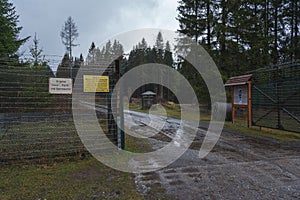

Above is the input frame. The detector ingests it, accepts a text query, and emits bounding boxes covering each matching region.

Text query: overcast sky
[13,0,179,68]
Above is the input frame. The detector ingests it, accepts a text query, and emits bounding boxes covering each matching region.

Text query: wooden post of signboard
[247,81,252,128]
[232,87,235,124]
[232,85,249,126]
[225,74,253,128]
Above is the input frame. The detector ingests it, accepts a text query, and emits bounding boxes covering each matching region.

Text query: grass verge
[134,103,211,122]
[0,112,174,199]
[0,158,144,200]
[125,131,153,153]
[224,122,300,142]
[132,103,299,142]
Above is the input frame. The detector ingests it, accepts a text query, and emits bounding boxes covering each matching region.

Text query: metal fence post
[276,65,283,129]
[115,58,125,150]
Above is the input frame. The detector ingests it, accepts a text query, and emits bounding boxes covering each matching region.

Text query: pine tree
[176,0,299,77]
[56,53,71,78]
[138,38,148,50]
[112,39,124,56]
[154,32,165,99]
[0,0,29,64]
[86,42,96,65]
[164,41,174,100]
[177,0,201,43]
[80,53,84,62]
[164,41,173,67]
[29,33,43,66]
[72,57,82,79]
[123,36,177,100]
[60,16,79,60]
[155,32,164,49]
[89,42,96,53]
[105,40,112,55]
[281,0,300,61]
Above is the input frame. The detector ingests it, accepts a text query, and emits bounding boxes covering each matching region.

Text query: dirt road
[128,113,300,199]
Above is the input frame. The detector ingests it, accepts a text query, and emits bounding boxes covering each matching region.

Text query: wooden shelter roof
[224,74,252,87]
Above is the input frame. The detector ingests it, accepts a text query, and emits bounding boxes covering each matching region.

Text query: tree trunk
[220,0,227,53]
[206,0,211,48]
[295,0,299,59]
[273,1,279,64]
[290,1,295,61]
[195,0,199,43]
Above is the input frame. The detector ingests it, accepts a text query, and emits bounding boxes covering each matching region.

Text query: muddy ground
[130,117,300,200]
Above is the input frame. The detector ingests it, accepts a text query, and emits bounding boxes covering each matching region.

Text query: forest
[0,0,299,108]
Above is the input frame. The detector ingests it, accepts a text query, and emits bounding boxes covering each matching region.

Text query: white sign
[49,78,72,94]
[234,85,248,105]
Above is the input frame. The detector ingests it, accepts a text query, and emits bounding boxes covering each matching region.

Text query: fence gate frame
[250,62,300,133]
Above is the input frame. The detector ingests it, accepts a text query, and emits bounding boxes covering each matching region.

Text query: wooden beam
[232,87,235,124]
[247,81,252,128]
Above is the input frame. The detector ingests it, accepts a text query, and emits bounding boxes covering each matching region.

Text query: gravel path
[127,112,300,199]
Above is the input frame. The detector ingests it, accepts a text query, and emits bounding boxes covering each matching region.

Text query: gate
[0,58,123,165]
[251,61,300,133]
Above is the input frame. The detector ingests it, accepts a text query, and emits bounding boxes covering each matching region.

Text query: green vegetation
[125,129,152,153]
[177,0,300,77]
[0,158,144,199]
[0,119,83,164]
[225,122,300,142]
[133,102,300,142]
[0,0,29,64]
[0,0,299,198]
[122,32,175,101]
[134,103,211,122]
[0,118,170,199]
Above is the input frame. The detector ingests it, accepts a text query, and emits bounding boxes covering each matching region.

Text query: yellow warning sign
[83,75,109,93]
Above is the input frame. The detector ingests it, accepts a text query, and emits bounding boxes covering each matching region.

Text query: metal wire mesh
[233,107,248,127]
[251,61,300,133]
[0,61,120,165]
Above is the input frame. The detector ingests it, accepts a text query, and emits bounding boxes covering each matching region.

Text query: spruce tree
[29,33,43,66]
[56,53,71,78]
[86,42,96,65]
[0,0,29,64]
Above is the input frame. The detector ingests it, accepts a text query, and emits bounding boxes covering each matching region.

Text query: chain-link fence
[0,60,121,165]
[251,61,300,133]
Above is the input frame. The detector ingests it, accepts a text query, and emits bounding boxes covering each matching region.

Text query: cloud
[13,0,179,68]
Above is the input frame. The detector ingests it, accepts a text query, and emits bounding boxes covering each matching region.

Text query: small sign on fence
[49,78,72,94]
[83,75,109,93]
